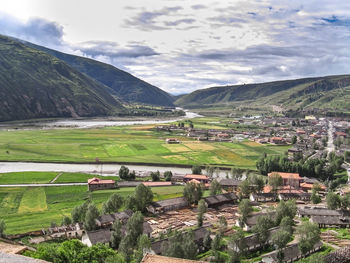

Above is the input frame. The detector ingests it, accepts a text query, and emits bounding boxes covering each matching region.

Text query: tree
[197,199,207,227]
[0,219,5,237]
[219,216,227,235]
[272,229,290,263]
[206,166,215,178]
[151,171,160,181]
[191,165,202,175]
[210,179,222,196]
[297,221,320,256]
[119,165,129,180]
[164,230,198,260]
[61,216,72,226]
[279,216,293,235]
[164,171,173,181]
[292,135,297,144]
[134,234,151,263]
[231,168,243,180]
[228,228,246,256]
[253,215,275,246]
[268,173,283,196]
[345,151,350,162]
[341,193,350,210]
[275,200,296,225]
[105,254,126,263]
[326,192,341,210]
[238,199,252,227]
[84,203,100,231]
[238,180,251,198]
[72,201,89,223]
[211,233,224,263]
[102,193,124,214]
[203,231,212,251]
[311,184,322,204]
[248,174,265,193]
[133,184,154,212]
[183,182,203,205]
[110,220,122,249]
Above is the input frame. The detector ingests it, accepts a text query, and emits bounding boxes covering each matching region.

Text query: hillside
[175,75,350,112]
[21,40,174,107]
[0,35,125,122]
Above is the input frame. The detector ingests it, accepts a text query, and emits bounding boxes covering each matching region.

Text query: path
[327,120,335,156]
[0,183,87,187]
[49,172,62,183]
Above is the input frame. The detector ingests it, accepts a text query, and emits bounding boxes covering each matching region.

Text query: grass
[0,172,58,184]
[0,123,289,169]
[0,185,184,234]
[294,245,333,263]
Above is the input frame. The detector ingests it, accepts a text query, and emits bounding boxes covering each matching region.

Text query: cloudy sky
[1,0,350,94]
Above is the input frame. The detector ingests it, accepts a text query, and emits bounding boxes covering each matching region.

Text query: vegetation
[125,184,153,212]
[197,199,207,227]
[238,199,252,227]
[23,39,175,107]
[0,124,289,169]
[183,182,203,205]
[102,193,124,214]
[192,165,202,174]
[0,35,125,122]
[297,221,321,256]
[163,230,198,260]
[210,179,222,196]
[0,219,5,237]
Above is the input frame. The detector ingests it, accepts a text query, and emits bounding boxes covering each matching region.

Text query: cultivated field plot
[0,185,184,234]
[0,124,289,169]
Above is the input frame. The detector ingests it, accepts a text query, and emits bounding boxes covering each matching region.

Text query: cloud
[191,4,207,10]
[164,18,195,26]
[0,12,63,48]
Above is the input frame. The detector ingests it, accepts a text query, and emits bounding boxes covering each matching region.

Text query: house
[141,253,205,263]
[268,172,302,189]
[335,132,348,138]
[87,177,116,191]
[230,227,280,252]
[278,192,311,201]
[270,137,286,145]
[82,221,153,247]
[151,227,209,255]
[147,197,189,214]
[95,210,133,228]
[166,138,180,144]
[218,178,241,192]
[236,212,276,231]
[204,193,238,208]
[310,216,350,228]
[288,148,302,159]
[183,174,210,184]
[300,177,326,192]
[262,241,323,263]
[250,193,276,202]
[297,207,346,218]
[82,228,111,247]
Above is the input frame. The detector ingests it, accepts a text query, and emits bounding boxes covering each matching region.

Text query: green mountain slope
[0,35,125,122]
[175,75,350,112]
[21,40,174,106]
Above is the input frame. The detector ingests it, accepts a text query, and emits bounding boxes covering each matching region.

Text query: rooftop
[184,174,209,180]
[268,172,301,180]
[87,177,115,185]
[141,253,204,263]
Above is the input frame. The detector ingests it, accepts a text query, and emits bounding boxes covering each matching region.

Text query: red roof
[271,137,283,141]
[88,177,115,185]
[335,132,347,137]
[263,185,304,194]
[268,172,301,180]
[184,174,209,180]
[300,182,326,190]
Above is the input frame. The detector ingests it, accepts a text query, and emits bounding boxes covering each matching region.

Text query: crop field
[0,120,290,169]
[0,184,184,234]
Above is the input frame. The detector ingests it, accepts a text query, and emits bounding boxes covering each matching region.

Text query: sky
[1,0,350,95]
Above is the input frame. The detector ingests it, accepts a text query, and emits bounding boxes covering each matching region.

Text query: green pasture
[0,123,289,169]
[0,185,184,234]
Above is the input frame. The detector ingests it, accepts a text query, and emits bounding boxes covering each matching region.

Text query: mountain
[0,35,125,122]
[175,75,350,112]
[20,40,174,107]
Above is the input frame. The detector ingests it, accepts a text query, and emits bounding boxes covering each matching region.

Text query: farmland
[0,183,185,234]
[0,118,289,169]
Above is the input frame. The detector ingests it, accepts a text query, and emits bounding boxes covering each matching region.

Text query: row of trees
[120,165,173,182]
[326,191,350,210]
[256,153,344,181]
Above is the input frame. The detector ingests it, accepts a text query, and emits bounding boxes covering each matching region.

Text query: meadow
[0,184,185,234]
[0,118,289,169]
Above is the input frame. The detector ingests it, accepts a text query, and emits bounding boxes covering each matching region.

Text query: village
[0,115,350,263]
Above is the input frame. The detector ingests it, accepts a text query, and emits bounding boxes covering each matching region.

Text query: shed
[147,197,189,214]
[204,193,238,208]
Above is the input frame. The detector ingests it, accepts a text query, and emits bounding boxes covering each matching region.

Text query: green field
[0,121,289,169]
[0,185,184,234]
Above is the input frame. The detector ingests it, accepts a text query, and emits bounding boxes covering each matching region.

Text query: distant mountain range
[0,35,126,122]
[21,40,175,107]
[175,75,350,112]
